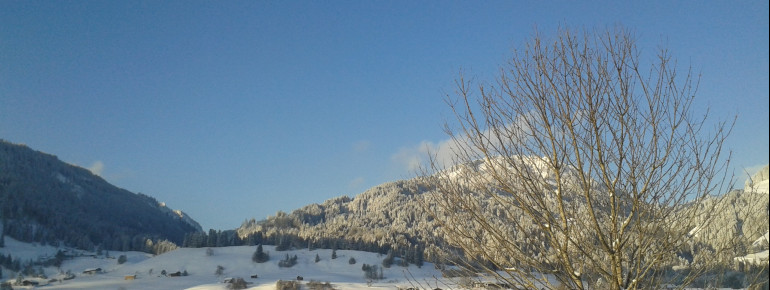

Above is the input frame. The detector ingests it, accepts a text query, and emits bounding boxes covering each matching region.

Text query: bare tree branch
[425,26,743,290]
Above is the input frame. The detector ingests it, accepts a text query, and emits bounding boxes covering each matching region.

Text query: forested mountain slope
[237,160,769,267]
[687,166,769,265]
[236,179,440,262]
[0,140,202,253]
[235,157,610,263]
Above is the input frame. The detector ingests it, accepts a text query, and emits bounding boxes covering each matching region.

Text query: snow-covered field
[1,237,453,289]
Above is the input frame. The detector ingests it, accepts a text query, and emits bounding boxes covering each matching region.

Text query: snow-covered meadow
[1,238,455,289]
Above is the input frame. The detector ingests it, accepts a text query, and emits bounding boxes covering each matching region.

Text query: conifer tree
[252,244,269,263]
[382,250,394,268]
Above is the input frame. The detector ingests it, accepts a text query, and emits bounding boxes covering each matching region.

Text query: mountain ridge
[0,139,202,253]
[236,159,769,266]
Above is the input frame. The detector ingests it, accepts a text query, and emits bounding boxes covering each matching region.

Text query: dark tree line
[183,229,245,248]
[0,249,68,278]
[181,228,427,266]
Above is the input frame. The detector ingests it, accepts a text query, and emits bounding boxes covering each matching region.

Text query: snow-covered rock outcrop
[733,165,769,267]
[744,165,769,194]
[158,202,204,232]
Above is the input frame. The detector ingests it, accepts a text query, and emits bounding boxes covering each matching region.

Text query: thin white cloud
[391,145,424,172]
[391,138,461,173]
[88,160,104,176]
[352,140,371,153]
[348,177,366,190]
[391,116,533,174]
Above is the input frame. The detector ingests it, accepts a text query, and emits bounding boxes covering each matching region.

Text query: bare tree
[425,27,735,289]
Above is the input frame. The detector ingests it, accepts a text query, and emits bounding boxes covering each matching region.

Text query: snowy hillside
[1,236,453,290]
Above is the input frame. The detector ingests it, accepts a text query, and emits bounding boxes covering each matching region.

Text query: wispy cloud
[352,140,371,153]
[88,160,104,176]
[348,177,366,190]
[391,138,460,173]
[391,116,532,174]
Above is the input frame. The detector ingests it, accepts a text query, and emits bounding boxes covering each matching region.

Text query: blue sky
[1,1,768,231]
